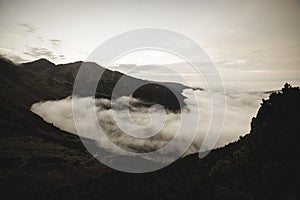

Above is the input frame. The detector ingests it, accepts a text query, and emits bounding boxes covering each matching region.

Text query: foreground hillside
[55,83,299,200]
[0,57,299,199]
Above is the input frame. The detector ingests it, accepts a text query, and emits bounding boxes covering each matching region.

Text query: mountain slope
[57,84,299,200]
[0,57,188,198]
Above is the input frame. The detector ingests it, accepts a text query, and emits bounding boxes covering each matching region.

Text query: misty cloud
[0,48,28,63]
[49,39,62,46]
[24,46,65,60]
[31,89,268,163]
[18,23,37,33]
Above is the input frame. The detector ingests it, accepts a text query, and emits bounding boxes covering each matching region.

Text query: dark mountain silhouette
[11,57,187,110]
[54,83,300,200]
[0,57,299,199]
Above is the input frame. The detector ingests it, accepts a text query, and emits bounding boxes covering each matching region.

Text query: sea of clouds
[30,88,269,163]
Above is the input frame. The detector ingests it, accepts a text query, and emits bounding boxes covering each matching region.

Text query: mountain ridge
[19,58,189,110]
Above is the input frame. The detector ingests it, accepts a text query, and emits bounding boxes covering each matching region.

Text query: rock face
[0,57,299,199]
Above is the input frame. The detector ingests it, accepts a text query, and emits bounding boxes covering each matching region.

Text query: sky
[2,0,299,158]
[0,0,300,90]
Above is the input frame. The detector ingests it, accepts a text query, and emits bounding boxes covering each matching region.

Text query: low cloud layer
[31,89,268,163]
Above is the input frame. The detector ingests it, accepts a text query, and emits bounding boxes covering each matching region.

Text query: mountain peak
[21,58,56,72]
[28,58,55,66]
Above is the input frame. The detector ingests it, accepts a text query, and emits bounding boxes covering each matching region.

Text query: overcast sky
[0,0,299,89]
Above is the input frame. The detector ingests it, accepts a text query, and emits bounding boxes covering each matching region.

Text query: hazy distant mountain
[0,57,299,199]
